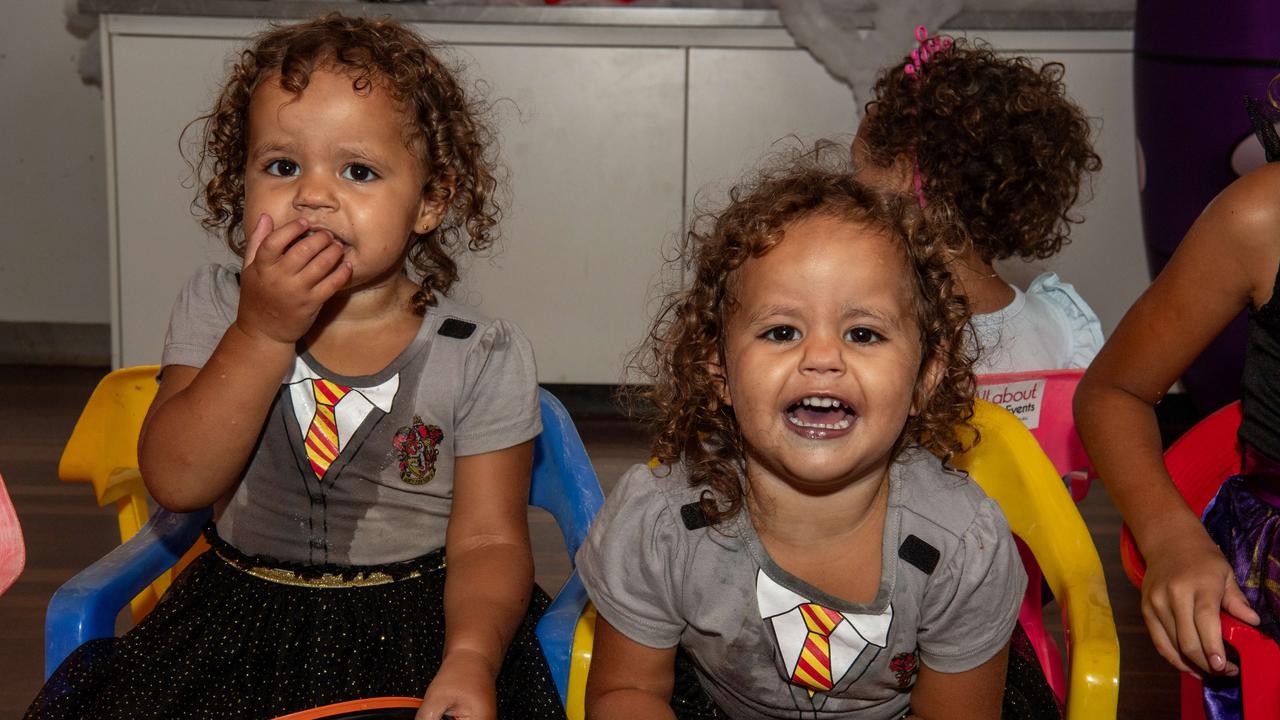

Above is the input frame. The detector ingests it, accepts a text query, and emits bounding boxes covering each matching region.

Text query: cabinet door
[452,45,686,384]
[111,34,242,366]
[686,48,858,213]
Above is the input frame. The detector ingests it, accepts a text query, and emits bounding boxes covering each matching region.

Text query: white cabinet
[102,16,1140,379]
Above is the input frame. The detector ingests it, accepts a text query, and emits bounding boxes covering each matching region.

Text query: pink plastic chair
[0,471,26,595]
[976,369,1093,502]
[1119,401,1280,718]
[975,368,1093,704]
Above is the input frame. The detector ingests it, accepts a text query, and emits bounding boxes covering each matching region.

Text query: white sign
[976,379,1047,430]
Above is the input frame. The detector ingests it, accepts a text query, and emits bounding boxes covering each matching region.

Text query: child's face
[243,67,439,292]
[717,214,931,494]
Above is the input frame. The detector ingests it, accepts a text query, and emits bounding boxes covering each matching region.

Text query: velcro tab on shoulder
[898,534,940,575]
[437,318,476,339]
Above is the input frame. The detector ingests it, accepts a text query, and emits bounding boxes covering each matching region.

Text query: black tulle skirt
[26,528,566,720]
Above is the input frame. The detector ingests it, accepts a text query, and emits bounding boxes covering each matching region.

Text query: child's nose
[800,332,845,374]
[292,174,338,211]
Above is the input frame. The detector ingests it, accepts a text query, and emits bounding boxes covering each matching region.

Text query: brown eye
[762,326,798,342]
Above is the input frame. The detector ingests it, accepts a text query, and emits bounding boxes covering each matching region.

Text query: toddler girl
[577,153,1027,719]
[854,29,1104,374]
[28,15,564,720]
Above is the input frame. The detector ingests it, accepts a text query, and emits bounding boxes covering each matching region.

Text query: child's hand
[235,213,352,345]
[416,649,497,720]
[1141,528,1260,677]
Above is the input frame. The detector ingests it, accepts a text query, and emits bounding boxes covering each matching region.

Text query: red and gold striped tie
[305,379,351,479]
[790,603,843,696]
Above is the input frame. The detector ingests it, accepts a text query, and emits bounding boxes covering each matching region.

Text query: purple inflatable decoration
[1135,0,1280,413]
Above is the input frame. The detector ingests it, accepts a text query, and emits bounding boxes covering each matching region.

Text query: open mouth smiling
[784,395,856,439]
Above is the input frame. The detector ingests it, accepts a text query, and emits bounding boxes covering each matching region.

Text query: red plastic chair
[1119,400,1280,718]
[0,471,25,595]
[976,368,1094,704]
[977,369,1093,502]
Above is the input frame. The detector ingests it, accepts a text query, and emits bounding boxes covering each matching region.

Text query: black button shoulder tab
[437,318,476,339]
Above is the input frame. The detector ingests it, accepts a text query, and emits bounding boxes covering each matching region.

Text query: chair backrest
[951,399,1119,720]
[976,369,1090,482]
[530,389,605,563]
[59,365,159,537]
[0,471,25,595]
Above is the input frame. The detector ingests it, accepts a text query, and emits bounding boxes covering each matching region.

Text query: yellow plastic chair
[59,365,206,619]
[951,399,1120,720]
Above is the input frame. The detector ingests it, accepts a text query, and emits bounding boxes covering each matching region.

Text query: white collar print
[286,358,399,411]
[756,568,893,697]
[286,357,401,452]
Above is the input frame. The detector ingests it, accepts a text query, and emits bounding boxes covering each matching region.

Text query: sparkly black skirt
[26,528,566,720]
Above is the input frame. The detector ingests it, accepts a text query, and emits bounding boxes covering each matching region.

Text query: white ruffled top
[970,272,1103,375]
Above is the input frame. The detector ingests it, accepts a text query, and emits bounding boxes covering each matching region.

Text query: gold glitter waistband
[215,550,436,588]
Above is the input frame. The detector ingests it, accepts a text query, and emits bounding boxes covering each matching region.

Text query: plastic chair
[976,369,1093,502]
[951,399,1120,719]
[975,369,1095,705]
[57,365,208,620]
[1119,400,1280,719]
[44,381,604,720]
[0,471,26,594]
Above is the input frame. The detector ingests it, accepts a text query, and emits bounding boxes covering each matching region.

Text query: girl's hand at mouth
[235,212,352,346]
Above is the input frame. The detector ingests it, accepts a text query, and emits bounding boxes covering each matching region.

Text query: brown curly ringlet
[630,144,976,525]
[860,37,1101,262]
[190,13,500,313]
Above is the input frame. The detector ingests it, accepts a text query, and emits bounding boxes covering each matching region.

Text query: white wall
[0,2,108,324]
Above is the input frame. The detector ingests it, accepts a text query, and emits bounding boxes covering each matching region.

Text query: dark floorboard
[0,365,1180,718]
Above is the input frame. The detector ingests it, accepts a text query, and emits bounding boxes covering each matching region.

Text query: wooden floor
[0,365,1180,718]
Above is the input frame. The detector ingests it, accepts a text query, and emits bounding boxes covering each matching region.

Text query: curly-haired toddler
[27,15,565,720]
[577,149,1027,719]
[855,29,1104,374]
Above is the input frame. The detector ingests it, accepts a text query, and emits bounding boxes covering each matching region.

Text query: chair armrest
[535,570,590,703]
[44,508,209,678]
[1057,570,1121,720]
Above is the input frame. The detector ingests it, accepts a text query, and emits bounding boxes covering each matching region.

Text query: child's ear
[910,353,946,417]
[414,177,455,235]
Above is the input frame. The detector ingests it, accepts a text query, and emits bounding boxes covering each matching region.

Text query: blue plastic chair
[44,386,605,708]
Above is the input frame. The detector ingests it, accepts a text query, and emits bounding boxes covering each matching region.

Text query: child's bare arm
[905,643,1009,719]
[1075,165,1280,675]
[583,617,677,720]
[418,441,536,720]
[138,214,350,511]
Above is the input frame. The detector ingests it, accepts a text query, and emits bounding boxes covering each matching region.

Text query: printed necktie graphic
[791,603,844,695]
[756,568,893,703]
[305,379,352,478]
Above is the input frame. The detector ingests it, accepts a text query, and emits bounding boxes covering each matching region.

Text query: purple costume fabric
[1201,444,1280,718]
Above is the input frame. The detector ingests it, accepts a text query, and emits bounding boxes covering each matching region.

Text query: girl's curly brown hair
[631,145,976,525]
[859,38,1101,262]
[190,14,500,313]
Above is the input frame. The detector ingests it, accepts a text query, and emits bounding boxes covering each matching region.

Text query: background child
[28,15,564,720]
[578,153,1027,719]
[1075,158,1280,712]
[854,30,1105,375]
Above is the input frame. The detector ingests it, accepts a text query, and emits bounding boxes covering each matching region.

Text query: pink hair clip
[902,25,953,78]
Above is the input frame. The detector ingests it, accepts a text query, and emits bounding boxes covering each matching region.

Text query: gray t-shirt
[162,263,541,565]
[576,450,1025,719]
